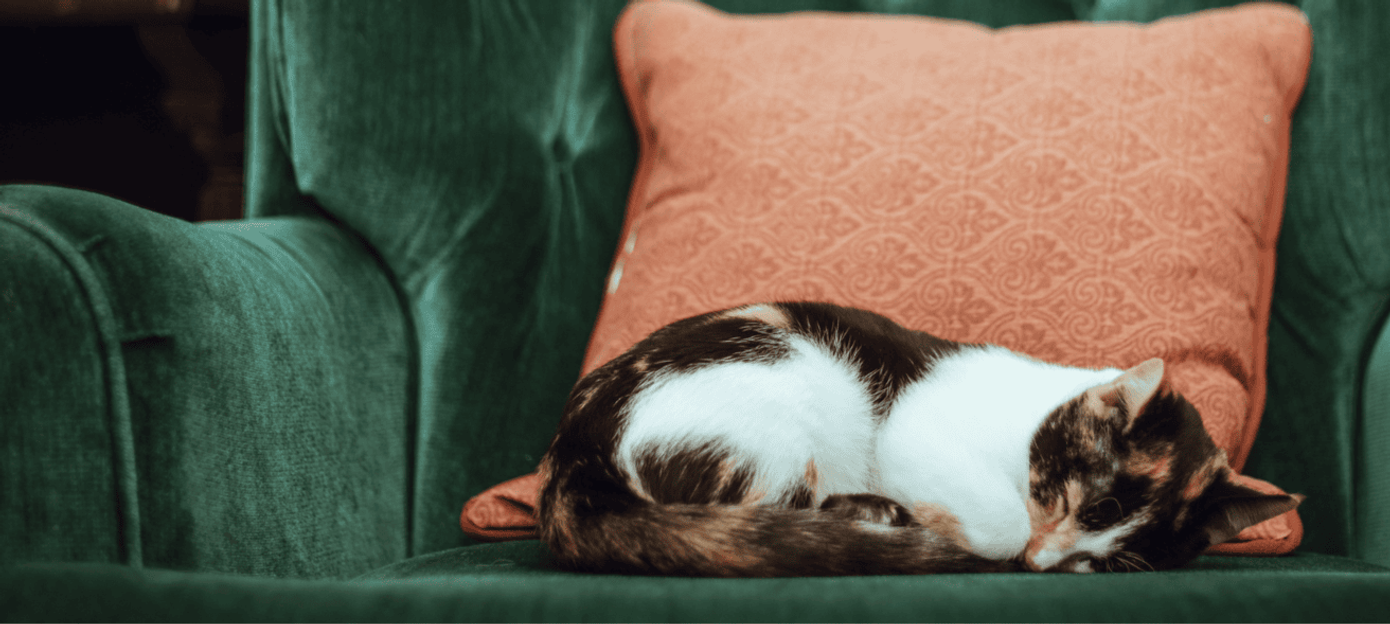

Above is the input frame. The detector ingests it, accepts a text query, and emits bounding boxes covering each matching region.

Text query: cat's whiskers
[1113,550,1153,572]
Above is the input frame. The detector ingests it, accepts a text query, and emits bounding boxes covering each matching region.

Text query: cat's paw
[819,494,916,527]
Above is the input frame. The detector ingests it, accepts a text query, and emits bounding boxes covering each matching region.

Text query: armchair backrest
[245,0,1390,562]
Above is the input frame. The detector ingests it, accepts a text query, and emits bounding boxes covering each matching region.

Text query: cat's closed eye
[1081,497,1124,527]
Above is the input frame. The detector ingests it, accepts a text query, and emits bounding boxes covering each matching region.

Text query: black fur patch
[780,302,964,418]
[633,443,753,506]
[632,313,791,373]
[820,493,916,527]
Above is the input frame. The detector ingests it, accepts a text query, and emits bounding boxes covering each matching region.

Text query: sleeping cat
[537,301,1301,576]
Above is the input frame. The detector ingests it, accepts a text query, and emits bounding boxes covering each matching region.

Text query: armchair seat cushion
[3,543,1388,621]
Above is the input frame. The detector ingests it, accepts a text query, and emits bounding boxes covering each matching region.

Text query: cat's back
[608,302,948,506]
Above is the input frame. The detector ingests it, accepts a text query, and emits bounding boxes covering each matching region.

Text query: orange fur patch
[1027,493,1066,532]
[718,303,791,329]
[1065,480,1085,512]
[1082,390,1118,421]
[1024,480,1085,570]
[912,502,969,549]
[1183,451,1231,501]
[1126,451,1173,483]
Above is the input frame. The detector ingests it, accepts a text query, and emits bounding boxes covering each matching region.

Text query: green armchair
[3,0,1389,620]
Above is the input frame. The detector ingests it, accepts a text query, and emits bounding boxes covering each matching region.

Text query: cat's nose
[1022,546,1050,572]
[1022,538,1059,571]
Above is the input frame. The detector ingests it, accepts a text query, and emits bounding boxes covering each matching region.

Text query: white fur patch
[616,335,877,503]
[1031,513,1146,571]
[875,347,1122,560]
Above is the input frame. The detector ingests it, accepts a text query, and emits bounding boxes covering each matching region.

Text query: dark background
[0,0,249,222]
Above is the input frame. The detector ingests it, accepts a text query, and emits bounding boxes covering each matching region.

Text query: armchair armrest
[0,184,411,579]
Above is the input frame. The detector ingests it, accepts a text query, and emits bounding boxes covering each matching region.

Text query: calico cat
[538,301,1301,576]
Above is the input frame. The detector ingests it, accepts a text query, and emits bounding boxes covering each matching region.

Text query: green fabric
[6,0,1390,619]
[246,0,637,557]
[0,185,410,578]
[1076,0,1265,21]
[1359,313,1390,567]
[1,190,137,567]
[1242,0,1390,561]
[3,545,1388,622]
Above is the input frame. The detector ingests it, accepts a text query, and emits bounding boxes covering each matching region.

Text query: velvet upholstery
[0,185,410,578]
[1240,0,1390,563]
[3,543,1389,622]
[3,0,1390,619]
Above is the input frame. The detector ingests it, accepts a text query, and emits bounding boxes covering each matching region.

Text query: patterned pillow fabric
[464,0,1312,554]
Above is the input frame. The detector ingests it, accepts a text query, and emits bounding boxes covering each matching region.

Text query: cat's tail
[538,473,1018,577]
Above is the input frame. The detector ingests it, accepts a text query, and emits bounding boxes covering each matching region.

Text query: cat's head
[1022,358,1301,573]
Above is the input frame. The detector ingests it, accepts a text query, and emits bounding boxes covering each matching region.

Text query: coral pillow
[464,0,1312,555]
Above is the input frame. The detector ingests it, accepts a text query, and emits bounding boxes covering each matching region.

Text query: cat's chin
[1023,550,1085,573]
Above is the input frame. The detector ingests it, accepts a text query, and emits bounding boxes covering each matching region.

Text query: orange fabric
[462,0,1313,556]
[459,472,541,542]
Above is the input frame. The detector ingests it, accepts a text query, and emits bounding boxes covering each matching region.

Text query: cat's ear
[1093,358,1166,418]
[1200,479,1304,546]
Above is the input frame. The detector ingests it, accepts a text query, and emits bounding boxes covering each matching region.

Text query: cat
[537,301,1301,576]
